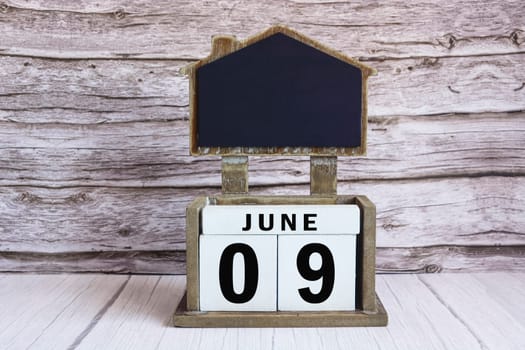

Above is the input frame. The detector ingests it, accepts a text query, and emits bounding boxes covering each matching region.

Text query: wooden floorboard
[0,274,128,349]
[76,275,185,350]
[420,273,525,350]
[0,273,524,349]
[471,273,525,321]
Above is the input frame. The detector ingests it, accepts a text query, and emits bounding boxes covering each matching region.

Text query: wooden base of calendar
[173,292,388,328]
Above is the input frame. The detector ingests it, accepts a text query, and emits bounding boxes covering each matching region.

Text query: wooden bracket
[310,156,337,195]
[222,156,249,194]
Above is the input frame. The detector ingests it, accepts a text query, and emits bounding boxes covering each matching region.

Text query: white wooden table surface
[0,273,523,350]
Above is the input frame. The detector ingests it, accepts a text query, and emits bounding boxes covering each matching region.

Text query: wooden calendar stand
[172,156,388,327]
[172,26,387,327]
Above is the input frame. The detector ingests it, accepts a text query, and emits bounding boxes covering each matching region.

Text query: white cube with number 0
[278,235,358,311]
[199,235,277,311]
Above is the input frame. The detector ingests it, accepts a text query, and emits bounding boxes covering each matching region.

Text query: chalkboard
[196,33,363,149]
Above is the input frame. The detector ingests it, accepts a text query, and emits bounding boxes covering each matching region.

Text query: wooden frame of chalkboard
[184,25,376,156]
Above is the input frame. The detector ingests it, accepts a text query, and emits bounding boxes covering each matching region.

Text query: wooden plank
[471,273,525,322]
[420,273,525,349]
[0,1,523,60]
[0,113,523,187]
[0,250,185,274]
[74,275,276,349]
[0,57,188,124]
[256,177,525,248]
[369,56,525,116]
[0,274,127,349]
[336,275,483,349]
[2,246,523,275]
[0,186,195,252]
[1,56,524,123]
[0,176,522,250]
[75,275,185,350]
[1,274,523,349]
[160,327,275,350]
[0,176,522,273]
[376,246,525,273]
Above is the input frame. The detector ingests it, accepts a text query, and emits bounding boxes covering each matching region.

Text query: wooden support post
[355,195,377,312]
[222,156,249,194]
[185,197,208,311]
[310,156,337,195]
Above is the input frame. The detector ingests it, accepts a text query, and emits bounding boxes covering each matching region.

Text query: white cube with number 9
[199,235,277,311]
[278,235,357,311]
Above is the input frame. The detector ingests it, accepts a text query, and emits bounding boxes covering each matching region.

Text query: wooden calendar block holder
[173,157,388,327]
[173,27,387,327]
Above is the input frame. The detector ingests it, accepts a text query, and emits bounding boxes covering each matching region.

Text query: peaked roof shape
[186,25,376,156]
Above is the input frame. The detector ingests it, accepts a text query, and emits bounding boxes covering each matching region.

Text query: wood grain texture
[468,273,525,325]
[0,57,189,124]
[75,275,185,350]
[0,250,186,274]
[1,55,523,122]
[0,113,522,187]
[2,246,522,275]
[0,178,522,252]
[377,246,525,273]
[420,273,525,349]
[0,0,523,60]
[370,55,525,116]
[0,176,522,273]
[0,186,195,252]
[0,274,128,349]
[364,275,483,349]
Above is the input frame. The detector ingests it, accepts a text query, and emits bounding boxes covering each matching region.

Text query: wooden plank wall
[0,0,523,274]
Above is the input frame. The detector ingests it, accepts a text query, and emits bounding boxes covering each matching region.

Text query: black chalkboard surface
[196,33,362,148]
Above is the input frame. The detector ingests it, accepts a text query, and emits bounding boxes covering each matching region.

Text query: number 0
[296,243,335,303]
[219,243,259,303]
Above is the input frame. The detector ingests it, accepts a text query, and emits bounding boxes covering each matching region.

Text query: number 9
[296,243,335,303]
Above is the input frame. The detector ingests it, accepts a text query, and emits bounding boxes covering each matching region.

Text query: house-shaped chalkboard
[185,25,376,156]
[173,26,387,328]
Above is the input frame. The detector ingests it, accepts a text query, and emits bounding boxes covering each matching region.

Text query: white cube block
[202,205,360,235]
[199,235,277,311]
[278,235,357,311]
